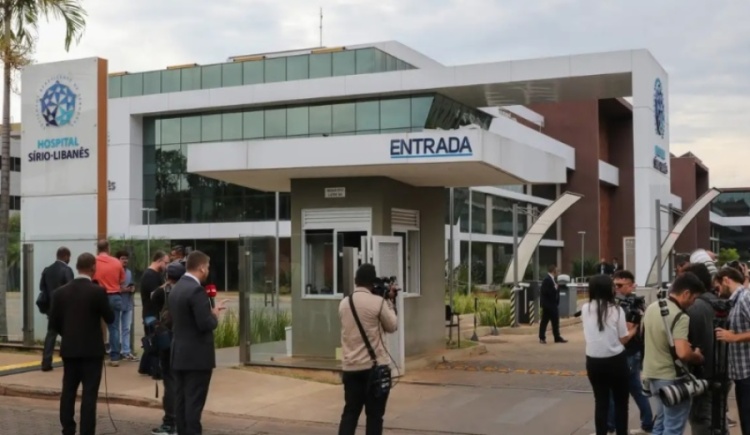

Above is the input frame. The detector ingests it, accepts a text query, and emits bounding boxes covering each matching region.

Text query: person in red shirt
[93,240,126,367]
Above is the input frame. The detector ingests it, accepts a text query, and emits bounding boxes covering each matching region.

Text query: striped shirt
[728,287,750,381]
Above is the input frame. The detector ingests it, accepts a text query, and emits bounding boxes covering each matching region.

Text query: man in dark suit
[49,252,115,435]
[170,250,227,435]
[596,257,615,276]
[538,264,567,344]
[38,246,74,371]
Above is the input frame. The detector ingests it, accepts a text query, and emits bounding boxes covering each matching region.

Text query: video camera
[372,276,399,300]
[616,293,646,324]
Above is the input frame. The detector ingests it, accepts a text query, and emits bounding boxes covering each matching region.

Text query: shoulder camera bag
[348,293,392,398]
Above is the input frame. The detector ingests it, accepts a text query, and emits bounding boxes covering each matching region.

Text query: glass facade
[110,48,415,99]
[144,95,438,224]
[712,191,750,217]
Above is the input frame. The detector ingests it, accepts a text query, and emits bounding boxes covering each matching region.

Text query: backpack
[153,283,174,351]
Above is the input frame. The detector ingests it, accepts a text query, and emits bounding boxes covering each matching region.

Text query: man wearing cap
[149,262,185,435]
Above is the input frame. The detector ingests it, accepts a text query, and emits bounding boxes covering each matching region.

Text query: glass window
[161,69,181,93]
[143,173,156,200]
[411,96,434,128]
[286,55,309,81]
[222,112,243,140]
[396,60,407,71]
[121,73,143,97]
[243,111,264,139]
[309,53,332,78]
[380,98,410,130]
[356,101,379,132]
[386,54,396,71]
[157,144,184,175]
[374,49,387,72]
[264,108,286,138]
[332,50,355,76]
[161,118,181,145]
[181,116,201,143]
[264,58,286,83]
[332,103,355,133]
[108,76,121,98]
[181,67,201,91]
[222,63,242,87]
[243,61,264,85]
[143,119,159,146]
[143,71,161,95]
[355,48,377,74]
[201,65,222,89]
[309,104,332,135]
[143,146,156,175]
[201,114,222,142]
[286,107,309,137]
[304,230,334,295]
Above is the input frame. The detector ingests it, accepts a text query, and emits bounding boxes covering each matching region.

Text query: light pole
[142,208,157,259]
[578,231,586,281]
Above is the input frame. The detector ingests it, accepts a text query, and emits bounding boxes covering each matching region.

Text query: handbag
[348,293,392,398]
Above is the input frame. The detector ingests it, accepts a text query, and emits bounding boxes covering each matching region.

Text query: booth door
[370,236,405,376]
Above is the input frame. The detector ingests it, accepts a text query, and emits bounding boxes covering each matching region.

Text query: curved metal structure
[503,192,583,284]
[645,188,722,286]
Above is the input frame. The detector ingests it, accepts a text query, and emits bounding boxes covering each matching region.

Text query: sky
[14,0,750,187]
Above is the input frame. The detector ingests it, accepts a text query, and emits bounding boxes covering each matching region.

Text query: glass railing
[109,47,416,99]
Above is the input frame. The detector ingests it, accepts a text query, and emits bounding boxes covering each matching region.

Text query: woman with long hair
[582,274,637,435]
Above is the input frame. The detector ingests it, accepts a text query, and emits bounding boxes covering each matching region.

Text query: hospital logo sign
[37,75,80,128]
[654,78,665,139]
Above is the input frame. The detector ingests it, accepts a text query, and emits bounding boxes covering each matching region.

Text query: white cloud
[8,0,750,186]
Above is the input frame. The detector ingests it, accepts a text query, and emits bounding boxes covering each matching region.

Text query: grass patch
[213,308,293,349]
[448,293,511,328]
[446,339,479,350]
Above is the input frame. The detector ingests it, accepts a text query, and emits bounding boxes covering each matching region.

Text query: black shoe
[539,339,546,344]
[151,424,176,435]
[554,338,568,343]
[41,365,53,372]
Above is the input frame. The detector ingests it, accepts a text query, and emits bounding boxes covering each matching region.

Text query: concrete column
[486,243,493,285]
[485,194,493,235]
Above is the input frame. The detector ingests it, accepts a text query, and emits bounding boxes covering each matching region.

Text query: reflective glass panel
[143,71,161,95]
[222,63,242,87]
[161,69,181,93]
[286,107,309,137]
[332,103,355,133]
[121,74,143,97]
[380,98,410,130]
[332,50,355,76]
[201,114,222,142]
[264,108,286,138]
[286,55,309,81]
[161,118,181,145]
[355,48,377,74]
[108,76,121,98]
[243,111,264,139]
[243,61,264,85]
[356,101,379,131]
[309,105,332,135]
[143,119,159,146]
[264,58,286,83]
[310,53,332,78]
[181,67,201,91]
[222,112,243,140]
[181,116,201,143]
[411,96,434,128]
[201,65,222,89]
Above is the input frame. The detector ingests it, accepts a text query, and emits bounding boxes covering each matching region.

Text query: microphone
[206,284,217,308]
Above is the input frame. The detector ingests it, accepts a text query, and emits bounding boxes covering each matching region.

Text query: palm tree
[0,0,85,341]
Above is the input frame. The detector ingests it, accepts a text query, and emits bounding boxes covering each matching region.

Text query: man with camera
[605,270,653,434]
[642,272,706,435]
[338,264,398,435]
[714,266,750,435]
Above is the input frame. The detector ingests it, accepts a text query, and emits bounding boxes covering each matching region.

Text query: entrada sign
[390,136,473,159]
[653,145,668,175]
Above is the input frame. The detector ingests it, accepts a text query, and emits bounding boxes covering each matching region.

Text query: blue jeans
[120,292,134,355]
[107,294,123,361]
[648,378,692,435]
[608,353,653,431]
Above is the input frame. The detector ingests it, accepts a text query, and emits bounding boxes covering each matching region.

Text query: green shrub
[478,302,510,328]
[213,308,293,348]
[447,293,511,328]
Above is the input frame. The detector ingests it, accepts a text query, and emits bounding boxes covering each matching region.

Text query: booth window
[392,208,421,295]
[304,229,368,296]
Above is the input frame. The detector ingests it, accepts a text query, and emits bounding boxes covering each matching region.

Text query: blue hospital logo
[38,77,79,127]
[654,78,665,139]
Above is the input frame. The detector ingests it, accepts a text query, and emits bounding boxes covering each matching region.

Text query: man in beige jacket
[338,263,398,435]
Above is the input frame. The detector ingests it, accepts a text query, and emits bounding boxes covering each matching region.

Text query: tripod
[710,313,730,435]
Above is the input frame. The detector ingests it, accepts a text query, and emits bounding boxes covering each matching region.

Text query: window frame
[392,225,421,297]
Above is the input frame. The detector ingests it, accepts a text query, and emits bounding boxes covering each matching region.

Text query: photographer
[714,266,750,435]
[681,263,720,435]
[338,264,398,435]
[643,272,705,435]
[605,270,653,435]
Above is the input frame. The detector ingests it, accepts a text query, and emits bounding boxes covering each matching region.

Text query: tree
[0,0,86,340]
[717,248,740,266]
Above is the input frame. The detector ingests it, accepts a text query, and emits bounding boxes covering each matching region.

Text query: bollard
[510,287,518,328]
[528,300,536,325]
[491,297,499,336]
[471,297,479,341]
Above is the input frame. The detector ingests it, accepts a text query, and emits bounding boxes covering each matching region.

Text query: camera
[616,294,646,324]
[372,276,399,300]
[658,377,710,407]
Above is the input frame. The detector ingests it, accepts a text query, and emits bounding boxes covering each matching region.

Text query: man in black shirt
[138,251,168,377]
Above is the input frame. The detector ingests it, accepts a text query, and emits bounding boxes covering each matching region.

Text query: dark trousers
[338,369,389,435]
[42,317,57,368]
[174,369,212,435]
[160,350,176,428]
[60,357,104,435]
[586,352,629,435]
[539,305,561,341]
[735,377,750,435]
